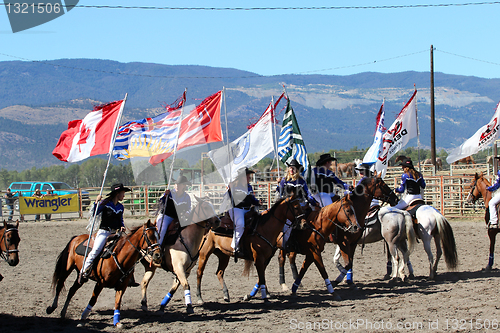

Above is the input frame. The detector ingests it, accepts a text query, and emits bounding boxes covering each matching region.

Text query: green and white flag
[277,99,310,179]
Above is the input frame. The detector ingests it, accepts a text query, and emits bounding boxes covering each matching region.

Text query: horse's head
[1,219,20,266]
[337,196,360,233]
[192,196,220,230]
[467,172,486,204]
[373,173,399,206]
[141,219,162,266]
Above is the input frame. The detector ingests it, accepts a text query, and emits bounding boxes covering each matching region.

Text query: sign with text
[19,193,79,214]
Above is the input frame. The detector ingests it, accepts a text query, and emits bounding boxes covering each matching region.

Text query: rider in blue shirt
[487,160,500,228]
[394,158,426,210]
[311,153,350,207]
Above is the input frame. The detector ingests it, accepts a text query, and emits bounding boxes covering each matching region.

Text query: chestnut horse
[279,176,398,294]
[46,220,162,328]
[453,156,475,165]
[0,220,20,282]
[139,199,220,314]
[467,172,500,271]
[195,195,304,304]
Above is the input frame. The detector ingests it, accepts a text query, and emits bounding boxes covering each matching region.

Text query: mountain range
[1,58,500,171]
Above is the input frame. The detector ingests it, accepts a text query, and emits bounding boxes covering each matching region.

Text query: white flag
[446,101,500,164]
[208,102,275,185]
[375,90,418,178]
[363,102,386,164]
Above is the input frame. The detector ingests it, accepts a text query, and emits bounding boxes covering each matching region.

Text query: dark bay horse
[195,196,304,304]
[281,176,398,295]
[139,199,220,314]
[46,220,162,328]
[467,172,500,271]
[0,220,20,282]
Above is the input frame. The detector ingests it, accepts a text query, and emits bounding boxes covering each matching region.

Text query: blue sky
[1,1,500,79]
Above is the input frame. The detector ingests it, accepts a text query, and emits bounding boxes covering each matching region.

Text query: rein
[0,227,19,263]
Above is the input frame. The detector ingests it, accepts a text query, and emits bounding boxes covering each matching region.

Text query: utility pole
[430,45,437,170]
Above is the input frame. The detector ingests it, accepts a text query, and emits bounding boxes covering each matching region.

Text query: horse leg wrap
[81,304,92,320]
[489,254,494,267]
[407,261,414,274]
[291,279,301,293]
[249,283,260,297]
[386,261,393,276]
[260,285,267,299]
[346,269,353,284]
[325,279,335,294]
[113,310,120,326]
[335,269,347,283]
[184,290,192,305]
[279,266,285,285]
[291,264,299,281]
[160,292,173,307]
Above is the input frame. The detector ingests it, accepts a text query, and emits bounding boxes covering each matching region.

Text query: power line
[436,49,500,67]
[1,2,499,10]
[0,1,500,11]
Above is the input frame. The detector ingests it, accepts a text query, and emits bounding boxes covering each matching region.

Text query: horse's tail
[403,211,416,254]
[51,236,77,292]
[434,211,458,269]
[242,259,253,278]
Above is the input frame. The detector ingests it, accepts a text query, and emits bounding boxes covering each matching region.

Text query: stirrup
[489,223,499,229]
[78,271,88,284]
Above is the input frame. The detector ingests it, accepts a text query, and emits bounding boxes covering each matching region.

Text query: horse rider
[224,167,261,262]
[156,175,192,246]
[355,162,381,209]
[312,153,351,207]
[277,159,319,250]
[486,157,500,228]
[79,183,131,284]
[393,158,426,210]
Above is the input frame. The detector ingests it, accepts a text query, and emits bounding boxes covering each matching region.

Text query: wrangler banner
[19,194,80,214]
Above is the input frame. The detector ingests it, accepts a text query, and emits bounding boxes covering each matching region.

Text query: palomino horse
[195,195,304,304]
[333,206,416,282]
[0,220,20,282]
[46,220,162,328]
[139,198,220,314]
[467,172,500,271]
[453,156,475,165]
[280,176,398,294]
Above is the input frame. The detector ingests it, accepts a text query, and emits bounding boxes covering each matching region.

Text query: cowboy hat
[106,183,132,197]
[355,162,374,175]
[316,153,337,166]
[175,175,192,186]
[398,158,414,169]
[286,159,303,170]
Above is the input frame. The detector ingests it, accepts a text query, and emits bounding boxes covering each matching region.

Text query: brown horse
[423,157,443,170]
[195,195,304,304]
[453,156,475,165]
[336,162,355,177]
[46,220,162,328]
[281,176,398,296]
[139,199,220,314]
[467,172,500,271]
[0,220,20,282]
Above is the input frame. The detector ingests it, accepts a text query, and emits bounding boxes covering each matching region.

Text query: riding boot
[128,274,140,287]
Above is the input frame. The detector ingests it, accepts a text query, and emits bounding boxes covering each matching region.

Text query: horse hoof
[186,304,194,314]
[332,292,342,301]
[408,273,415,280]
[141,305,148,312]
[115,322,123,329]
[223,297,230,303]
[242,294,250,302]
[383,274,391,280]
[76,322,85,328]
[483,265,492,272]
[46,306,55,315]
[197,299,205,305]
[263,298,270,303]
[157,306,165,313]
[281,284,289,292]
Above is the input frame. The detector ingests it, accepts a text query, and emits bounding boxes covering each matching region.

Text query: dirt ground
[1,218,499,333]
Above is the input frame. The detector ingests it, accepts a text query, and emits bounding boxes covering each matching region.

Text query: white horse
[413,205,458,279]
[333,206,417,282]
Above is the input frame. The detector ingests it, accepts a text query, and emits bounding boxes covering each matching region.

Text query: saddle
[213,208,259,236]
[75,233,121,259]
[327,205,381,243]
[405,199,426,222]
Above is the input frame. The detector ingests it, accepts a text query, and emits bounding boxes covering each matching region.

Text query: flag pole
[82,93,128,272]
[271,95,281,180]
[414,85,421,172]
[166,88,188,190]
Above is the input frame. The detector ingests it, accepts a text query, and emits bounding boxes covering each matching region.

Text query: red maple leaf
[77,123,91,151]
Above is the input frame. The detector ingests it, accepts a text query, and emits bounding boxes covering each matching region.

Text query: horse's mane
[0,222,18,231]
[351,177,373,199]
[114,225,143,252]
[258,197,287,225]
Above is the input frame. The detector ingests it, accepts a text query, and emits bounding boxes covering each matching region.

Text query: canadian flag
[53,100,125,162]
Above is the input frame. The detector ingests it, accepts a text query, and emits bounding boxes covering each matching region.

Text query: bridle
[329,196,359,233]
[0,226,19,263]
[372,178,397,205]
[468,179,480,203]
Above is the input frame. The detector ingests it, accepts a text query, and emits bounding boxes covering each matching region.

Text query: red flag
[149,91,223,165]
[53,100,124,162]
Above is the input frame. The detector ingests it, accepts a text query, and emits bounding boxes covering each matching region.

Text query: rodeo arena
[3,88,500,333]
